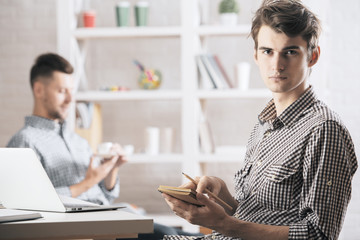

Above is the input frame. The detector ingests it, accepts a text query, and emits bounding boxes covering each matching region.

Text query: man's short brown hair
[251,0,321,56]
[30,53,73,89]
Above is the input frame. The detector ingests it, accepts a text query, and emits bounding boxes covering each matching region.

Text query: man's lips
[269,76,287,81]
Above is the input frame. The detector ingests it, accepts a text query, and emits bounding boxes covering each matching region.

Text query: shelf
[127,154,184,164]
[199,154,245,163]
[75,89,271,101]
[74,27,182,40]
[75,90,183,101]
[197,24,251,37]
[197,88,272,99]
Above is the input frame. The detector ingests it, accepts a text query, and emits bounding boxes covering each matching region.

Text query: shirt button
[264,131,271,137]
[251,190,256,195]
[234,213,240,218]
[212,235,216,239]
[327,180,332,186]
[271,175,275,180]
[257,161,261,166]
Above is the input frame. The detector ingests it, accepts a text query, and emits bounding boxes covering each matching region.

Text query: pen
[182,172,233,211]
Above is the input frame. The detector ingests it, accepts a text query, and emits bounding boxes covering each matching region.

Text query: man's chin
[49,112,68,122]
[59,113,68,121]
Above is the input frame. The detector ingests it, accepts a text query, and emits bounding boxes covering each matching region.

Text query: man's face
[39,71,74,121]
[254,25,317,96]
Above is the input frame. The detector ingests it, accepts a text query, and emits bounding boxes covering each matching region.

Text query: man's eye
[263,49,271,55]
[285,50,297,55]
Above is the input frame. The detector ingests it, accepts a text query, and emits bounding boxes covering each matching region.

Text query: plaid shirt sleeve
[289,120,357,239]
[99,177,120,203]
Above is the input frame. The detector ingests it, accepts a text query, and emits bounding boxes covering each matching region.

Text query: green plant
[219,0,239,14]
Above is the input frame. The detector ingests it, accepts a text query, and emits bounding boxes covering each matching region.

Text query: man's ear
[309,46,320,67]
[254,48,259,65]
[32,81,44,99]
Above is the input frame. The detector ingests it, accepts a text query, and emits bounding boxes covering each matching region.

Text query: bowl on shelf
[138,69,162,90]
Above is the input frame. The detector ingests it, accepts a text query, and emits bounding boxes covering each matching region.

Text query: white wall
[0,0,359,237]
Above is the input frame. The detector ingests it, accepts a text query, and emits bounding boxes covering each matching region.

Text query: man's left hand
[103,143,128,168]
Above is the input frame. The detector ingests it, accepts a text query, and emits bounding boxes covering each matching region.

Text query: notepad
[158,185,204,206]
[0,209,42,223]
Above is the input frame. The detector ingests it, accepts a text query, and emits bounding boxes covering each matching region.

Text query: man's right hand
[181,176,238,215]
[69,156,118,197]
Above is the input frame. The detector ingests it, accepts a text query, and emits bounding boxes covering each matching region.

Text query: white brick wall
[1,0,360,236]
[0,0,56,147]
[326,1,360,238]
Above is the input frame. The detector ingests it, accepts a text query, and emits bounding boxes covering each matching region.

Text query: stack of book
[198,102,215,154]
[196,54,234,89]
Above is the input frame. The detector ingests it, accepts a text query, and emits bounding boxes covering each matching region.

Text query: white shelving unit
[74,27,182,39]
[56,0,272,232]
[76,90,183,101]
[56,0,270,177]
[55,1,331,232]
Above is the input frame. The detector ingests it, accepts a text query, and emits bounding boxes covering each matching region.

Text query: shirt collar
[258,86,317,128]
[25,115,66,134]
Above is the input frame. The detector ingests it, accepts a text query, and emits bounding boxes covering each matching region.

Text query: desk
[0,209,153,240]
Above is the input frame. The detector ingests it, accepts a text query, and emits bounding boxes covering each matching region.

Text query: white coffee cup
[123,145,135,155]
[98,142,113,155]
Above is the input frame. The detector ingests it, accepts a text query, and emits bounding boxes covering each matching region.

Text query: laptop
[0,148,124,213]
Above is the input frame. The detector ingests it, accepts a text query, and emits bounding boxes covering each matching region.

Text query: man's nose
[65,91,73,103]
[272,53,285,72]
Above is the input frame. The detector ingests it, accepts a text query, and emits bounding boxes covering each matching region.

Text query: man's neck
[32,107,60,123]
[272,84,309,117]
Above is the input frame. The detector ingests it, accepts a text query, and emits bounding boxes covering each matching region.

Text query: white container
[219,13,238,26]
[145,127,160,155]
[236,62,251,90]
[160,127,174,153]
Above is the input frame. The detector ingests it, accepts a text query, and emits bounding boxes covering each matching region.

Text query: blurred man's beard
[48,109,67,121]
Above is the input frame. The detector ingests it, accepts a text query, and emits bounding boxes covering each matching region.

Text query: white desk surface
[0,209,153,240]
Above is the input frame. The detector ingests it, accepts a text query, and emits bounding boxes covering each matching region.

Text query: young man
[7,53,126,204]
[162,1,358,239]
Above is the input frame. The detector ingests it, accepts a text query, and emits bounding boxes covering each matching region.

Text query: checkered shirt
[164,87,357,240]
[7,116,120,205]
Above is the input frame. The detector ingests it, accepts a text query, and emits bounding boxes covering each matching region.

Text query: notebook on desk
[0,148,124,213]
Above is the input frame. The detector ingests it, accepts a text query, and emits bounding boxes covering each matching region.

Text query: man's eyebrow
[258,45,301,51]
[283,45,300,50]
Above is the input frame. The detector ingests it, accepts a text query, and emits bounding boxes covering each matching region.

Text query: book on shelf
[0,209,42,223]
[213,55,235,88]
[198,102,215,154]
[157,185,203,206]
[206,54,230,89]
[75,103,103,153]
[200,54,226,89]
[196,54,233,89]
[196,55,216,89]
[76,102,94,129]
